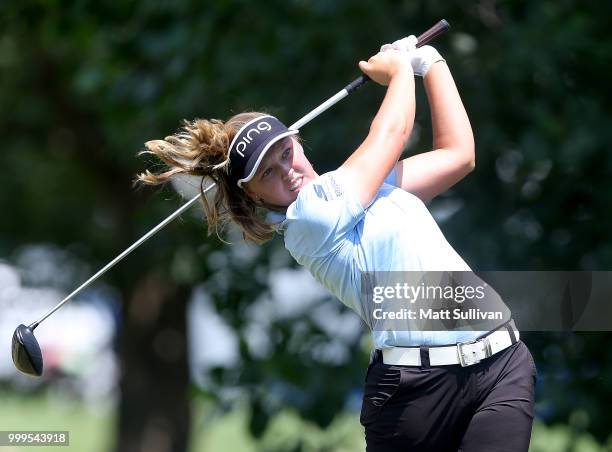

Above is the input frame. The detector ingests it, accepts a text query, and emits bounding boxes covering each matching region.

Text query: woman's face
[243,136,317,208]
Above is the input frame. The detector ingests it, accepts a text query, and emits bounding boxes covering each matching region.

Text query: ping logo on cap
[234,121,272,158]
[228,115,299,187]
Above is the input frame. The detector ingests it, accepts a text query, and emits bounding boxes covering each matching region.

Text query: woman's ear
[242,184,262,203]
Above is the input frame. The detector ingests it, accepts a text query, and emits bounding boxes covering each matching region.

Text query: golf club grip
[416,19,450,48]
[345,19,450,94]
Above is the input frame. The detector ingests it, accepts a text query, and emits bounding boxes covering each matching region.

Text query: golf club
[12,19,450,377]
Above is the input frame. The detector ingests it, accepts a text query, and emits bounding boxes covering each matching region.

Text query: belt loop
[505,323,517,344]
[369,349,377,365]
[374,349,383,363]
[419,346,430,369]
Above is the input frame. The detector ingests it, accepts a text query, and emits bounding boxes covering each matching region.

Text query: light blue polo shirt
[274,168,487,348]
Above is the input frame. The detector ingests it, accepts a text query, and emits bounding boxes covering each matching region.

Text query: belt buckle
[457,338,490,367]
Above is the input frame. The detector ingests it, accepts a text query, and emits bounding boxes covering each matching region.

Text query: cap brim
[237,129,300,187]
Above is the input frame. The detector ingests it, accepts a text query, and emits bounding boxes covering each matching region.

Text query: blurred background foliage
[1,0,611,451]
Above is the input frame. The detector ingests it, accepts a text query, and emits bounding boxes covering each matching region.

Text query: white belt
[381,327,520,367]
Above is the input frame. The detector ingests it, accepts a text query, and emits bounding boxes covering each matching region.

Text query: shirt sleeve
[283,169,365,258]
[383,166,398,187]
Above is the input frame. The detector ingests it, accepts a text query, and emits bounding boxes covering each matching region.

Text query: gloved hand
[380,35,445,77]
[380,35,418,53]
[407,45,445,77]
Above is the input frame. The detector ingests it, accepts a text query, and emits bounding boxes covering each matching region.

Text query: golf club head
[12,324,43,377]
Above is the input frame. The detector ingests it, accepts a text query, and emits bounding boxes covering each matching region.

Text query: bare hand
[358,50,413,86]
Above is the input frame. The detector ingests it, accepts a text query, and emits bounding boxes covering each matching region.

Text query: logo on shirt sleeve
[312,174,344,201]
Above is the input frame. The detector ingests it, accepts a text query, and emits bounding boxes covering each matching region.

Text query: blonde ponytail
[136,112,277,244]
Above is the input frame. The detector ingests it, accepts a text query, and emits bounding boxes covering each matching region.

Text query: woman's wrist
[422,59,447,80]
[390,60,414,80]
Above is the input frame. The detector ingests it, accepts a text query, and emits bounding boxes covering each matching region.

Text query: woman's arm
[341,51,415,208]
[395,61,475,202]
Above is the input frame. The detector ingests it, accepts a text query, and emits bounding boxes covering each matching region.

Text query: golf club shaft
[30,19,450,330]
[291,19,450,130]
[30,190,206,328]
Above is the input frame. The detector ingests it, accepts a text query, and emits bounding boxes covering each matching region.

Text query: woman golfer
[139,38,537,451]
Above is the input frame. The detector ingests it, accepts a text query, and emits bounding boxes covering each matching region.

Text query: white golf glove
[380,35,445,77]
[408,45,445,77]
[380,35,418,53]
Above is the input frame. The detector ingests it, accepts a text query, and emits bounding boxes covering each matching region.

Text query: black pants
[360,340,537,452]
